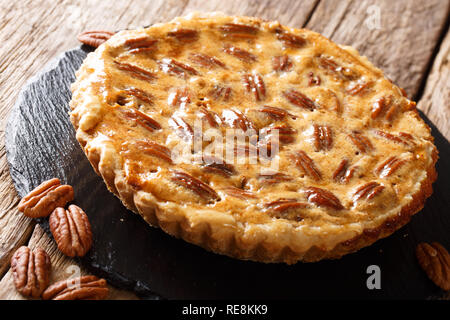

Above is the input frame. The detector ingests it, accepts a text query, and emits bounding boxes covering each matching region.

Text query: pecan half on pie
[70,13,438,263]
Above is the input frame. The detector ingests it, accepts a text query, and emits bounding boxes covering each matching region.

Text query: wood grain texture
[0,0,448,299]
[417,29,450,140]
[306,0,450,99]
[0,224,138,300]
[0,162,35,278]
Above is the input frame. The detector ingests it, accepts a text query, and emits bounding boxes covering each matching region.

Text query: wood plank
[417,30,450,140]
[0,224,138,299]
[0,166,35,277]
[306,0,450,99]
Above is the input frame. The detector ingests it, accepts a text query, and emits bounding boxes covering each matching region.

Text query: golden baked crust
[69,12,438,263]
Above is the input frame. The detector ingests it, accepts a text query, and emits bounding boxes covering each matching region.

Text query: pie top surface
[70,13,437,261]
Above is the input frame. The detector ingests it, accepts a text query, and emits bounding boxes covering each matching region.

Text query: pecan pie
[70,13,438,263]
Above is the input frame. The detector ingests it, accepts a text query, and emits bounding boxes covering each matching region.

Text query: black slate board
[5,46,450,300]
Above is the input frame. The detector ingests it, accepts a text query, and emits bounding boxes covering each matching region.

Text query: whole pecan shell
[10,246,51,298]
[49,205,93,257]
[18,178,74,218]
[42,275,108,300]
[416,242,450,291]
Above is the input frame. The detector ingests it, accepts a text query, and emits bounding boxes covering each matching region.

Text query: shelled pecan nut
[189,53,226,69]
[133,140,173,163]
[114,60,156,81]
[11,246,51,298]
[348,131,373,153]
[375,156,406,178]
[222,109,256,132]
[283,89,317,111]
[333,159,356,184]
[169,116,194,142]
[124,36,158,52]
[275,29,306,48]
[223,44,257,62]
[416,242,450,291]
[242,73,266,101]
[291,150,322,181]
[49,205,93,257]
[158,58,199,78]
[265,198,308,212]
[171,171,220,202]
[304,187,343,210]
[77,30,114,48]
[353,182,384,202]
[168,87,191,107]
[258,172,293,184]
[272,55,292,72]
[259,105,295,120]
[18,178,74,218]
[167,28,199,42]
[219,23,258,39]
[313,124,333,151]
[201,156,236,177]
[118,107,161,132]
[42,275,108,300]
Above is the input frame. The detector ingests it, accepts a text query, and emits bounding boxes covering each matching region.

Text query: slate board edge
[4,47,163,299]
[5,50,72,194]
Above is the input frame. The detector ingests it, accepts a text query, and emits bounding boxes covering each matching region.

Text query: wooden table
[0,0,448,300]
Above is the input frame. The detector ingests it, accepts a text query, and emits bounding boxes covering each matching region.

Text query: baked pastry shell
[70,13,438,264]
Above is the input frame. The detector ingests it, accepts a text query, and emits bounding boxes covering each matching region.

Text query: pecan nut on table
[42,275,109,300]
[10,246,51,298]
[49,205,93,258]
[77,30,114,48]
[416,242,450,291]
[18,178,74,218]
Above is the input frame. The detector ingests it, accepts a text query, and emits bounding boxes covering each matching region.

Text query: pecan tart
[70,13,438,263]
